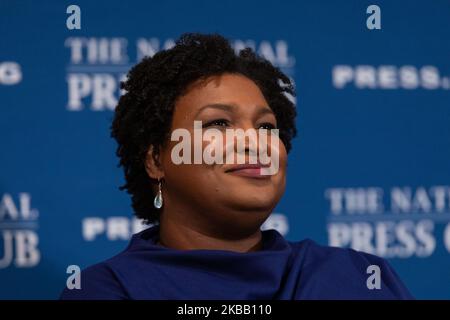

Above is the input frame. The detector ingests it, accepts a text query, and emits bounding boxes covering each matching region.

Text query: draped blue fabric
[60,225,413,299]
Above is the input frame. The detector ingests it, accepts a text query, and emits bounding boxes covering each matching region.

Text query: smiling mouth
[225,165,271,179]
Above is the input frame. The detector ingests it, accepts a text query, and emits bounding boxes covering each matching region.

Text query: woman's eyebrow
[195,103,274,117]
[195,103,236,116]
[256,107,275,117]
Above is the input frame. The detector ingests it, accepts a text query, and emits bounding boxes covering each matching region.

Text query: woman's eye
[202,119,230,128]
[258,122,276,130]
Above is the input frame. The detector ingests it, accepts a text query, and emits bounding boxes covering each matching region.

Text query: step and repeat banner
[1,0,449,299]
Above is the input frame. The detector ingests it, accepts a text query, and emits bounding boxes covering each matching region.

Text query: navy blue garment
[60,225,413,299]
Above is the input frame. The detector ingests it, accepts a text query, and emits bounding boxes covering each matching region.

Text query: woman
[60,33,412,299]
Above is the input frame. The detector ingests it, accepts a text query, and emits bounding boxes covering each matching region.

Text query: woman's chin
[224,194,277,212]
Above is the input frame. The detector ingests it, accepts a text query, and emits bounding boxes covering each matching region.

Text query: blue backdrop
[1,0,449,299]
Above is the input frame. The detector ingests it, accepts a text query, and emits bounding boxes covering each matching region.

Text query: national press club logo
[64,36,296,111]
[0,193,40,269]
[326,185,450,258]
[81,213,289,242]
[332,65,450,90]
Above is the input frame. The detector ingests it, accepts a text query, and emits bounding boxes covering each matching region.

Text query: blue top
[60,225,413,299]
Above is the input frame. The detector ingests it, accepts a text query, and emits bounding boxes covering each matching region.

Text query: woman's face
[154,73,287,236]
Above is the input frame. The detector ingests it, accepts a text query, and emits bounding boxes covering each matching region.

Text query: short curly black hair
[111,32,297,224]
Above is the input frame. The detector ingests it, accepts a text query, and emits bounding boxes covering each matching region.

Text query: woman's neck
[157,215,263,253]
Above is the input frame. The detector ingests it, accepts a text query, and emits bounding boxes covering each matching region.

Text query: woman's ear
[145,145,164,180]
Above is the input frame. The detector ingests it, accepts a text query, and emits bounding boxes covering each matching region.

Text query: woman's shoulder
[59,231,150,300]
[288,238,414,299]
[290,238,388,266]
[59,227,169,300]
[59,260,128,300]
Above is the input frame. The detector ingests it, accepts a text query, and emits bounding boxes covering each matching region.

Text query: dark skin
[145,73,287,253]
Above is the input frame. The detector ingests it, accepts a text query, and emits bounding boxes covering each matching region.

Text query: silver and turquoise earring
[153,178,163,209]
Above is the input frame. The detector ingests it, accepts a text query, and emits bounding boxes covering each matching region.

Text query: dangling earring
[153,178,163,209]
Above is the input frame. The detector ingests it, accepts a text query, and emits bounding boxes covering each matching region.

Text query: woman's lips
[225,164,271,179]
